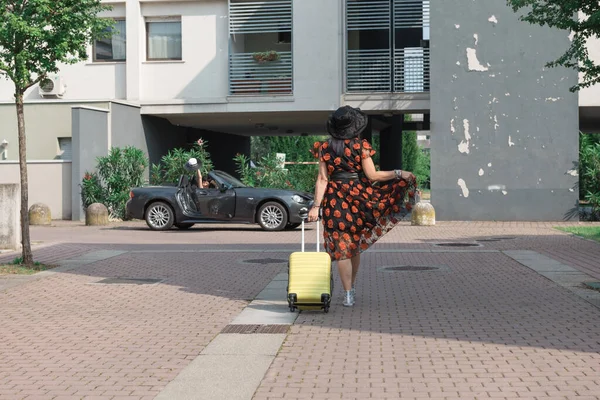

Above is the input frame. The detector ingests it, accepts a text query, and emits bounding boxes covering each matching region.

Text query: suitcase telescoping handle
[299,208,320,253]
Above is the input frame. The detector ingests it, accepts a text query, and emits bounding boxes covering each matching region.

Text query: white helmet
[184,157,200,172]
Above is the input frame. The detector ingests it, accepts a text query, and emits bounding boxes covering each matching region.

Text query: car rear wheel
[175,223,194,230]
[145,201,174,231]
[258,201,288,231]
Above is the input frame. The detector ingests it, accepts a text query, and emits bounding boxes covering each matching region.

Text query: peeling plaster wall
[430,1,579,221]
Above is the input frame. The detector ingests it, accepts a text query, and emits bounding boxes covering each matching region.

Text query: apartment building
[0,0,584,221]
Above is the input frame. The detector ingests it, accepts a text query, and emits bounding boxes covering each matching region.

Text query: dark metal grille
[221,324,290,334]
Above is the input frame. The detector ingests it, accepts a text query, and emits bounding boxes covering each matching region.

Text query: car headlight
[292,195,309,204]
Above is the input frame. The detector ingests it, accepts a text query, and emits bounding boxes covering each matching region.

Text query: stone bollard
[411,193,436,226]
[29,203,51,225]
[86,203,109,226]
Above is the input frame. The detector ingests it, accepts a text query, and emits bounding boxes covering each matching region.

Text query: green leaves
[80,146,149,220]
[234,152,318,192]
[579,132,600,220]
[507,0,600,92]
[0,0,114,91]
[150,139,214,185]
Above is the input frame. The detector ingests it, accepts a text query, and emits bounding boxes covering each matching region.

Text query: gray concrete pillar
[71,106,110,221]
[429,1,579,221]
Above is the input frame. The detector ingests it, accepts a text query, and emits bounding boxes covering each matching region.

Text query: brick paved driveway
[257,251,600,400]
[0,221,599,399]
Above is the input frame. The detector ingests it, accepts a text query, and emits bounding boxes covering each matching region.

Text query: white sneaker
[350,285,356,301]
[343,290,355,307]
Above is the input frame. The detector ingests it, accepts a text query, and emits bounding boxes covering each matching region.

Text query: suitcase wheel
[321,293,331,313]
[288,293,297,312]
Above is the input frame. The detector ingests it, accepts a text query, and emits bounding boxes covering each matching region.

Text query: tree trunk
[15,90,33,266]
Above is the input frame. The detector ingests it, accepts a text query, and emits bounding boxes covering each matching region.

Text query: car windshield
[211,171,247,188]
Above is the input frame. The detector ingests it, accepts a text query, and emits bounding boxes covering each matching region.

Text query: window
[146,18,182,60]
[93,20,126,62]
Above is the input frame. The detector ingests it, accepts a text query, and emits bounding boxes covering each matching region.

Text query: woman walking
[307,106,417,307]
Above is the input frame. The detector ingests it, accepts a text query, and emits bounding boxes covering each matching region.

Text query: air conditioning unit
[39,75,66,98]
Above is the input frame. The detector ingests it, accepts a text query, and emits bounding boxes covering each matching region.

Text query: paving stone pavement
[0,249,283,400]
[0,221,599,399]
[255,252,600,400]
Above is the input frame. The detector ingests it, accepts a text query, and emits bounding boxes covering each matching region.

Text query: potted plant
[252,50,280,63]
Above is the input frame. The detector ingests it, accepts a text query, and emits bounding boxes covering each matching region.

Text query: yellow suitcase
[287,217,333,313]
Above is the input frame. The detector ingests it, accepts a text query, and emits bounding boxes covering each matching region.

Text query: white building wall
[140,0,229,101]
[0,3,126,102]
[0,0,345,112]
[579,35,600,107]
[0,161,72,220]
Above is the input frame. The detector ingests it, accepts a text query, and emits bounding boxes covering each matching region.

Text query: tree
[0,0,113,265]
[402,131,418,173]
[507,0,600,92]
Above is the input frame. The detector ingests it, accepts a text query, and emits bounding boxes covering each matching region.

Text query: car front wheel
[145,201,175,231]
[257,201,288,231]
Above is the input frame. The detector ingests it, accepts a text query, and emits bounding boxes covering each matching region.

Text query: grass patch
[0,257,55,275]
[556,226,600,242]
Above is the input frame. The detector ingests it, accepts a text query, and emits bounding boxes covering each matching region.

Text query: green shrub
[81,146,148,220]
[402,131,418,173]
[286,163,319,193]
[414,147,430,189]
[150,138,213,185]
[251,135,328,162]
[234,153,318,193]
[579,132,600,220]
[234,153,291,189]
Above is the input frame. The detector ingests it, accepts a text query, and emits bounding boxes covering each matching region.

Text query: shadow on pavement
[1,227,599,355]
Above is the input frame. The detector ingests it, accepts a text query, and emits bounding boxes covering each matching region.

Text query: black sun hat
[326,106,368,140]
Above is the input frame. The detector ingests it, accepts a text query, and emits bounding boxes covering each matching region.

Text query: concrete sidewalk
[0,221,599,399]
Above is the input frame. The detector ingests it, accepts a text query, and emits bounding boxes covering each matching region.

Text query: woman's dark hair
[328,130,362,156]
[328,138,345,156]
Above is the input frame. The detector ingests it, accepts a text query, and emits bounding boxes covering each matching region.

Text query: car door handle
[197,190,209,196]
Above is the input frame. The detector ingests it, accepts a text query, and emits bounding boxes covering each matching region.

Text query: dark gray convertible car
[126,170,314,231]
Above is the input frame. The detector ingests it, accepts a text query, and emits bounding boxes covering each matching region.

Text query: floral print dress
[311,138,417,261]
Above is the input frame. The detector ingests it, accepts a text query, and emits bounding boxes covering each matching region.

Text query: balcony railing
[345,0,430,94]
[347,48,429,93]
[347,49,392,92]
[393,47,429,92]
[229,51,293,95]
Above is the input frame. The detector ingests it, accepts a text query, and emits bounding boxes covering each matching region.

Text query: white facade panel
[140,1,229,101]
